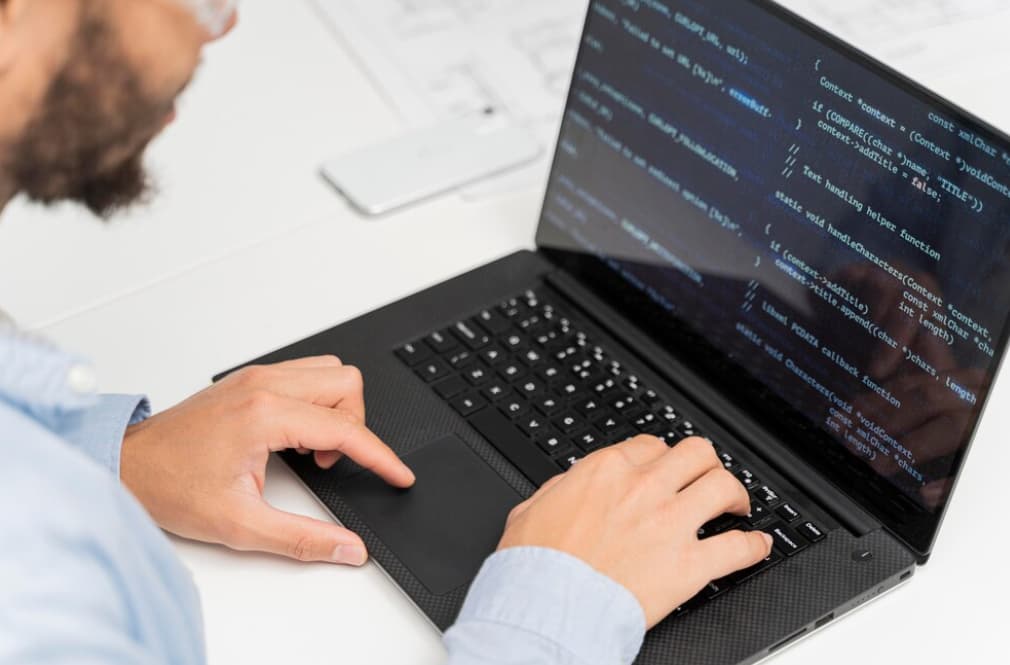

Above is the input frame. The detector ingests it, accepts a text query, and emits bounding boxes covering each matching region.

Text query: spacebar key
[468,408,560,487]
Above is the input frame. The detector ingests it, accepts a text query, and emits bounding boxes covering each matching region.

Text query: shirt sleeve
[58,395,151,477]
[443,547,646,665]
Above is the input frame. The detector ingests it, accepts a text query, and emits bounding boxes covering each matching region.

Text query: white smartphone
[320,109,543,216]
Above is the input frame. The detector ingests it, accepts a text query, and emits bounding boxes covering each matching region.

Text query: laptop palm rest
[337,435,522,596]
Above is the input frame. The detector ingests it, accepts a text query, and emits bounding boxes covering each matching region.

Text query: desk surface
[3,1,1008,663]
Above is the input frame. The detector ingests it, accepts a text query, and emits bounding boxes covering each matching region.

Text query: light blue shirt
[0,328,645,665]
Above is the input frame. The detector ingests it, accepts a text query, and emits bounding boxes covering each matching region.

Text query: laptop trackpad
[338,435,523,596]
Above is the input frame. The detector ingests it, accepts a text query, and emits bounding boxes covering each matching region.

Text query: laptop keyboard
[395,288,827,615]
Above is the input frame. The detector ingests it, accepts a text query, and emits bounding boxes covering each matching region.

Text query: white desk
[3,1,1008,663]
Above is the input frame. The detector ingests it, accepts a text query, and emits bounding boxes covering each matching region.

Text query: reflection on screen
[540,0,1010,510]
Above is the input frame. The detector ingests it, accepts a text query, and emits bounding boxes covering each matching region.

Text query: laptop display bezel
[535,0,1010,557]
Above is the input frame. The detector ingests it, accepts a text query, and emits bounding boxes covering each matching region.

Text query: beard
[7,14,174,218]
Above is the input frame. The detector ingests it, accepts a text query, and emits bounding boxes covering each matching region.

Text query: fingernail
[331,544,367,566]
[762,533,774,550]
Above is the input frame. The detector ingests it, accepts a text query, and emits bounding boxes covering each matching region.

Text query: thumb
[236,503,369,566]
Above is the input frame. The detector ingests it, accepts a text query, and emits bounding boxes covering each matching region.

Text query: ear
[0,0,30,74]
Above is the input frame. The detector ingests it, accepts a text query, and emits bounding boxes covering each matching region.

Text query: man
[0,2,772,664]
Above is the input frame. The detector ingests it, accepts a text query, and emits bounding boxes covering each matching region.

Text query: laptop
[217,1,1010,662]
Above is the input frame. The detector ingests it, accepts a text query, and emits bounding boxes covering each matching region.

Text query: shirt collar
[0,324,99,422]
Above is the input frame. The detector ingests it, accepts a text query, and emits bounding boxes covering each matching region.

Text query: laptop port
[770,627,809,652]
[815,613,835,629]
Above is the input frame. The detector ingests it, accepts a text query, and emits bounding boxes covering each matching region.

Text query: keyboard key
[449,392,487,417]
[396,341,432,366]
[717,450,738,470]
[766,522,808,556]
[729,548,784,584]
[537,364,564,383]
[517,378,546,399]
[475,309,512,335]
[433,375,468,399]
[503,333,526,351]
[745,501,772,526]
[534,396,564,417]
[519,349,545,367]
[555,411,586,434]
[535,429,573,456]
[482,381,511,402]
[610,394,638,413]
[657,429,681,445]
[426,330,458,354]
[415,359,451,383]
[796,521,826,543]
[559,382,582,398]
[498,298,528,320]
[776,503,801,523]
[480,346,507,366]
[591,377,620,396]
[567,356,593,375]
[735,468,760,489]
[677,421,701,437]
[499,362,527,382]
[575,397,605,417]
[517,314,543,333]
[700,514,739,539]
[596,417,635,444]
[468,408,560,486]
[632,412,661,432]
[499,398,530,419]
[464,364,492,386]
[658,407,681,425]
[753,485,781,507]
[641,388,662,406]
[453,321,490,350]
[446,350,476,369]
[518,415,547,437]
[573,428,605,452]
[557,452,585,471]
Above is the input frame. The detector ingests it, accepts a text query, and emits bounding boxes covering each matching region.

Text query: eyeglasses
[176,0,238,37]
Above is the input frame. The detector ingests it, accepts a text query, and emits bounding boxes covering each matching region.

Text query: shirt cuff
[58,394,151,476]
[449,547,646,665]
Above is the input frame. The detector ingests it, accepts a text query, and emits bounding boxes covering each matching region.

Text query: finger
[314,450,343,470]
[239,364,366,421]
[694,529,774,581]
[271,355,343,370]
[610,434,670,466]
[650,437,722,492]
[233,502,369,566]
[676,467,751,526]
[266,397,414,487]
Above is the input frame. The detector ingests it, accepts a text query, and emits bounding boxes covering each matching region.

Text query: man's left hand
[120,356,414,565]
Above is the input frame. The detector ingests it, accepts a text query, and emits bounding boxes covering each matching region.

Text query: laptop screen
[536,0,1010,554]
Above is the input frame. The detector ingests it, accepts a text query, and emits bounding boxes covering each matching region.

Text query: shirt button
[67,364,98,395]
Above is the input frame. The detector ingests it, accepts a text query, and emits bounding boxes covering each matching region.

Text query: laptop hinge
[544,268,880,538]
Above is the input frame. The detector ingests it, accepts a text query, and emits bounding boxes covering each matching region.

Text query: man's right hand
[498,436,773,628]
